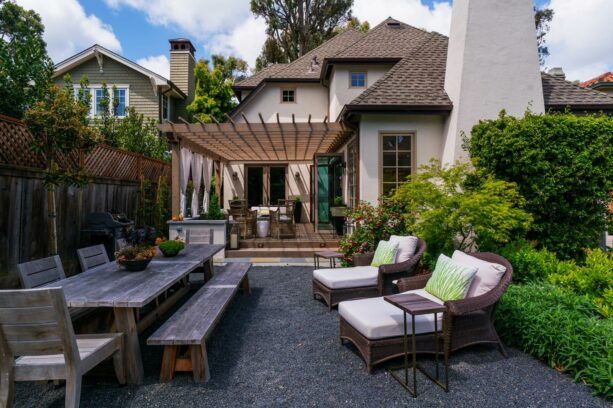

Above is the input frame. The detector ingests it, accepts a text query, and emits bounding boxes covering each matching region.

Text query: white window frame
[349,71,367,88]
[76,84,130,118]
[280,88,296,104]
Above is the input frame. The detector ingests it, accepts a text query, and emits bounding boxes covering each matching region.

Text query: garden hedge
[496,283,612,399]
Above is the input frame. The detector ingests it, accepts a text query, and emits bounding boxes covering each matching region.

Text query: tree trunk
[47,185,58,255]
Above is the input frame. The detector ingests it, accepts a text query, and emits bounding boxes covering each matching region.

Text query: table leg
[412,314,417,397]
[434,312,439,380]
[403,312,408,387]
[114,307,144,384]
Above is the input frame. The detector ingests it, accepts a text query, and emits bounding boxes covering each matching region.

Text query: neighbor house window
[161,94,169,120]
[94,88,106,116]
[114,88,127,117]
[281,89,295,103]
[381,132,414,196]
[350,72,366,88]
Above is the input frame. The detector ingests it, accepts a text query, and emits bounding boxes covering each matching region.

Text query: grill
[82,212,134,259]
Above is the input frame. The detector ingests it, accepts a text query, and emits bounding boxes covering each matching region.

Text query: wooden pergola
[158,115,355,216]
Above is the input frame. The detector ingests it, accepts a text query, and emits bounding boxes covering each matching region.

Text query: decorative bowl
[119,258,152,272]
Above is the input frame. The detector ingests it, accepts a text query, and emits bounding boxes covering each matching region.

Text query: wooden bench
[147,263,251,382]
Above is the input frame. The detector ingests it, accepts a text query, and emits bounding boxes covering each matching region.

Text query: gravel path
[14,266,607,407]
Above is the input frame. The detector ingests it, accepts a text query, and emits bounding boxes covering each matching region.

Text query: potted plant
[293,196,302,223]
[329,196,347,235]
[115,245,156,271]
[158,239,185,257]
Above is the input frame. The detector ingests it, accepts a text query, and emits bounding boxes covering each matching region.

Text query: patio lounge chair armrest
[352,252,374,266]
[444,280,511,316]
[395,273,431,292]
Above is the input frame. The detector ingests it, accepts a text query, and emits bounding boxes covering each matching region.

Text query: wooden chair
[17,256,92,323]
[185,228,214,244]
[275,202,296,238]
[0,287,125,408]
[77,244,110,272]
[17,256,65,289]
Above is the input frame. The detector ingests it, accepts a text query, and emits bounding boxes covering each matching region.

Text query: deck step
[226,247,340,258]
[239,240,339,249]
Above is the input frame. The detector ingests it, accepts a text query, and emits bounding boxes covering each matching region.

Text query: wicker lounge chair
[312,238,426,310]
[338,252,513,373]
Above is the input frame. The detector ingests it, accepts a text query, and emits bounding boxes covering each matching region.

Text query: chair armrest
[444,288,505,316]
[396,274,431,292]
[352,252,374,266]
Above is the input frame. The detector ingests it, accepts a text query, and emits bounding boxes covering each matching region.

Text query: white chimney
[441,0,545,165]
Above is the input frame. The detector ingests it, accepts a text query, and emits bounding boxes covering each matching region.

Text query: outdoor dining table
[42,244,225,384]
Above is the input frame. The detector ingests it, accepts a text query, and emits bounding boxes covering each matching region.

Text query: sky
[14,0,613,83]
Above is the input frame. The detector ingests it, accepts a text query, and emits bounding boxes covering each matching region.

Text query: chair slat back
[77,244,110,272]
[185,229,214,244]
[17,256,66,289]
[0,288,78,360]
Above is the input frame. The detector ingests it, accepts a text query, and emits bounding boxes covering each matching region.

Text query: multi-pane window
[94,89,106,116]
[114,88,126,117]
[281,89,295,103]
[381,133,413,196]
[350,72,366,88]
[162,94,169,120]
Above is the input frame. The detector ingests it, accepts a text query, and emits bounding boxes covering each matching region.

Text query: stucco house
[160,0,613,232]
[52,39,197,122]
[581,72,613,96]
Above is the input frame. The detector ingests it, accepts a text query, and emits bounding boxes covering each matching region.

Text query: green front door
[315,155,343,231]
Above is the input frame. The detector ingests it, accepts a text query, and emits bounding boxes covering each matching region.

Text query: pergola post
[171,141,181,217]
[214,160,221,198]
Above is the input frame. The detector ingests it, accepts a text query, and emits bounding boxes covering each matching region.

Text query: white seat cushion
[339,289,444,340]
[313,266,379,289]
[452,251,506,298]
[389,235,418,263]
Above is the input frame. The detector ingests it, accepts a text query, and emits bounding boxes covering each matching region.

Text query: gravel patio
[14,266,607,407]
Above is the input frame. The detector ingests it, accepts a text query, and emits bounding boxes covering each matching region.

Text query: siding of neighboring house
[235,83,328,123]
[328,64,394,121]
[53,57,160,121]
[359,114,446,205]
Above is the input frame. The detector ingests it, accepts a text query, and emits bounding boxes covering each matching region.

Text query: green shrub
[202,193,224,220]
[158,240,185,257]
[393,161,532,268]
[497,283,613,399]
[498,241,560,283]
[339,198,408,264]
[468,111,613,260]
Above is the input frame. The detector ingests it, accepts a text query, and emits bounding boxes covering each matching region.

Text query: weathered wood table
[43,244,224,384]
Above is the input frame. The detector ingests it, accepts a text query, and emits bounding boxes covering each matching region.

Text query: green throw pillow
[371,240,399,267]
[425,254,478,301]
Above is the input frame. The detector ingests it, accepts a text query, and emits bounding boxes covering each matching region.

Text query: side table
[313,251,343,269]
[383,292,449,397]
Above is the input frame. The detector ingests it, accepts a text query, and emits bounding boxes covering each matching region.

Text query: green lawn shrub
[468,111,613,260]
[497,283,613,399]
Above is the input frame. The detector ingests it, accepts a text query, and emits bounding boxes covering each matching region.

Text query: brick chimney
[169,38,196,119]
[441,0,545,164]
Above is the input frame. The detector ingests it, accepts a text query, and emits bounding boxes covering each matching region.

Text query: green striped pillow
[425,254,478,301]
[371,240,399,267]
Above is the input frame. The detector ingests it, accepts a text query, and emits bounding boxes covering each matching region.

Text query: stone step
[239,240,338,249]
[226,247,340,258]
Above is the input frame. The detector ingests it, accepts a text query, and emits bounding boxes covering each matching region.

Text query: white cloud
[137,55,170,78]
[15,0,121,63]
[352,0,452,35]
[104,0,264,66]
[544,0,613,82]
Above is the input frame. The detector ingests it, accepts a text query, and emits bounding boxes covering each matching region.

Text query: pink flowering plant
[339,197,408,265]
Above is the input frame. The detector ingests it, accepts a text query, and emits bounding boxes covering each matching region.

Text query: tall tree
[187,58,240,123]
[333,16,369,35]
[534,6,554,65]
[25,83,99,255]
[211,55,249,83]
[0,0,53,118]
[251,0,353,69]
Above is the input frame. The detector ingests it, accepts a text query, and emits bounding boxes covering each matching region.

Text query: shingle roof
[335,18,431,59]
[581,72,613,88]
[542,73,613,110]
[234,17,613,112]
[347,32,452,109]
[234,64,287,88]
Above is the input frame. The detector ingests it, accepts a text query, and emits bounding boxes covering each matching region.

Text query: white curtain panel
[190,153,204,217]
[179,147,193,216]
[202,156,213,212]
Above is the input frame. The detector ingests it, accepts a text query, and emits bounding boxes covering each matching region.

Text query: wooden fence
[0,114,171,288]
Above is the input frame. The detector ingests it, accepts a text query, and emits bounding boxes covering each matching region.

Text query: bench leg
[190,343,210,383]
[160,346,178,382]
[203,260,214,282]
[240,275,251,295]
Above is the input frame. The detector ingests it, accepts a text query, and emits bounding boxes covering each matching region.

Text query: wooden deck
[226,223,340,258]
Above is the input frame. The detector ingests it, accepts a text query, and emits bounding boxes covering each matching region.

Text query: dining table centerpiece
[158,239,185,257]
[115,245,156,271]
